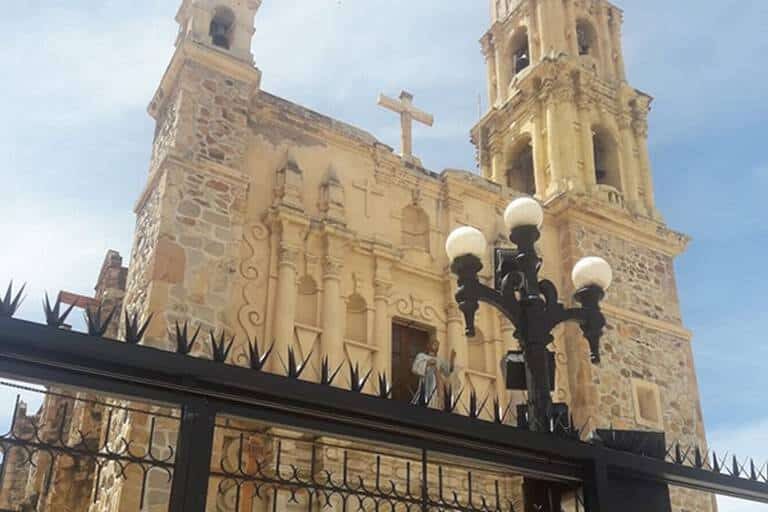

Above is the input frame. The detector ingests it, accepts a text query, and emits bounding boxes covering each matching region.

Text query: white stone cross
[377,90,434,161]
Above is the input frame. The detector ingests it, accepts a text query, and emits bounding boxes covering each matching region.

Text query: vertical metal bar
[168,400,216,512]
[421,448,428,512]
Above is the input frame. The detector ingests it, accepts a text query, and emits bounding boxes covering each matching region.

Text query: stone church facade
[5,0,716,511]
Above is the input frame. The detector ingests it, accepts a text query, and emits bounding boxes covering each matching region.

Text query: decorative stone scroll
[393,294,445,324]
[237,222,269,341]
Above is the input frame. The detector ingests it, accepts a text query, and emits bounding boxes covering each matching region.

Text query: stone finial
[319,165,346,225]
[274,153,304,210]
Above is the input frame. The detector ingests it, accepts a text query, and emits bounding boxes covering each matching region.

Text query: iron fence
[0,285,767,511]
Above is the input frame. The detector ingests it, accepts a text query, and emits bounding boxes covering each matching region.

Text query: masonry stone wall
[568,222,682,324]
[185,61,252,169]
[161,164,248,354]
[558,220,714,512]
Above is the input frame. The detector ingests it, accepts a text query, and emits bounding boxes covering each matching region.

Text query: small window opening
[592,128,621,190]
[210,7,235,50]
[576,20,598,57]
[511,28,530,75]
[506,137,536,195]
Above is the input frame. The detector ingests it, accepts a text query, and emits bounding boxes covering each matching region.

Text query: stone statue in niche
[411,336,458,406]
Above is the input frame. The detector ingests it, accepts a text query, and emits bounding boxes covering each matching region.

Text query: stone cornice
[392,261,446,285]
[265,205,311,234]
[441,170,504,206]
[546,193,690,257]
[133,166,165,215]
[148,39,262,119]
[602,303,692,342]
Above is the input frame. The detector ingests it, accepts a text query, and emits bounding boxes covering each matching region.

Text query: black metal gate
[0,317,765,512]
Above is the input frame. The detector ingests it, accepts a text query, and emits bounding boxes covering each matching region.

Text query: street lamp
[446,197,611,432]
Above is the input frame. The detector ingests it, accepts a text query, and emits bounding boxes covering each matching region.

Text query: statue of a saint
[411,337,458,406]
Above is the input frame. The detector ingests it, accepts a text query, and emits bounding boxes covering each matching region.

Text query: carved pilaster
[372,258,394,377]
[273,243,299,373]
[278,245,299,269]
[321,231,346,372]
[322,257,343,280]
[632,119,649,139]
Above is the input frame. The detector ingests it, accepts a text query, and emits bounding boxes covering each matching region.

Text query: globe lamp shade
[504,197,544,231]
[445,226,487,261]
[572,257,613,291]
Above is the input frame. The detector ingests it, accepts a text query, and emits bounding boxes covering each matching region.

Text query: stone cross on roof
[377,91,434,163]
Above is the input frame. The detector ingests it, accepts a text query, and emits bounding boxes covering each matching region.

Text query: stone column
[596,6,612,79]
[272,245,298,374]
[579,104,596,188]
[494,44,506,104]
[545,98,565,193]
[532,105,548,195]
[610,19,627,81]
[564,0,578,56]
[373,259,393,379]
[619,121,641,211]
[484,39,498,107]
[491,140,506,185]
[560,100,580,191]
[321,257,344,372]
[373,281,392,379]
[543,0,567,53]
[446,302,468,387]
[634,120,658,217]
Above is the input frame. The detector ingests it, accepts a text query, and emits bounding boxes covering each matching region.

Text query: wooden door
[391,323,430,402]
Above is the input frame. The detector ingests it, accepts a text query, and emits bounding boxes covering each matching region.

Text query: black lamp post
[446,198,611,432]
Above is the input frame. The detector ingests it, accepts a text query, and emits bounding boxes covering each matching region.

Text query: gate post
[169,400,216,512]
[583,460,611,512]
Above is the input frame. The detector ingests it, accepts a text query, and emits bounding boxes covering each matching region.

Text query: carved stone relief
[237,222,270,341]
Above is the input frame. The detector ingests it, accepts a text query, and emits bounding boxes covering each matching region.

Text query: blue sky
[0,1,766,509]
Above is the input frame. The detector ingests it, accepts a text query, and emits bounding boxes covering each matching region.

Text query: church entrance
[391,322,430,402]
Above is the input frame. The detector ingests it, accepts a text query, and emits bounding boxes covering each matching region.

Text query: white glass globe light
[445,226,487,261]
[504,197,544,231]
[572,257,613,290]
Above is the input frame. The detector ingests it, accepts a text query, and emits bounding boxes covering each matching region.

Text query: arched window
[345,295,368,343]
[210,7,236,50]
[576,19,599,57]
[510,28,530,75]
[467,329,487,373]
[401,205,430,252]
[506,136,536,195]
[592,127,622,190]
[295,276,319,327]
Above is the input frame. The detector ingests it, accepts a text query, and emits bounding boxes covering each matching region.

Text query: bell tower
[474,5,715,510]
[175,0,262,63]
[473,0,659,219]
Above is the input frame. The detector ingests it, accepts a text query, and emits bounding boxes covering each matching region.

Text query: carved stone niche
[319,166,346,225]
[274,155,304,210]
